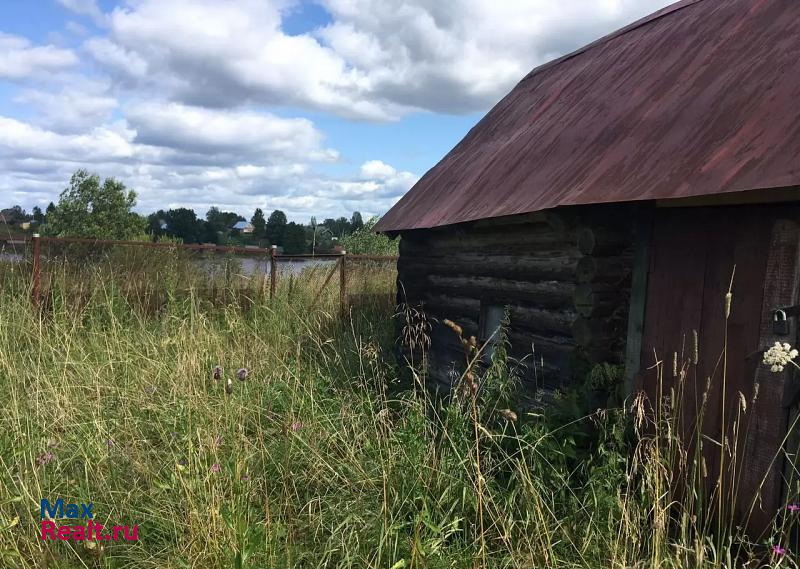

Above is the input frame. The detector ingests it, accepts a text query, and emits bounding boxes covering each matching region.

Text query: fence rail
[5,234,397,313]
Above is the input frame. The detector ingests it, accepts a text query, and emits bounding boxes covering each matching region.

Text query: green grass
[0,256,797,568]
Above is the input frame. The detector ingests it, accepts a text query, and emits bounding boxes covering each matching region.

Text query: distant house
[232,221,254,234]
[377,0,800,534]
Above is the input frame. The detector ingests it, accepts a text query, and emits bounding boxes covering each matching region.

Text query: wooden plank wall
[395,205,635,398]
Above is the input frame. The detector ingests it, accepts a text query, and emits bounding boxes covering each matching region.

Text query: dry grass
[0,253,797,568]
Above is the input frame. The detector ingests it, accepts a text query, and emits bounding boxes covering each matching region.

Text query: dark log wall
[395,205,636,398]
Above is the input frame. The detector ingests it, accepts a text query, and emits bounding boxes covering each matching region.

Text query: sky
[0,0,673,222]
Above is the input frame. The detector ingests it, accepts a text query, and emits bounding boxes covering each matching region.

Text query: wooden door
[637,205,800,536]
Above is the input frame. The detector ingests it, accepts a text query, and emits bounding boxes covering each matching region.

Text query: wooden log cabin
[376,0,800,534]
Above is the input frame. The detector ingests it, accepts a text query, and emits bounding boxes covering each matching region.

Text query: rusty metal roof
[376,0,800,232]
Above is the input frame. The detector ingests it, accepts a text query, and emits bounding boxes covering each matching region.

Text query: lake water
[0,250,336,276]
[208,257,337,276]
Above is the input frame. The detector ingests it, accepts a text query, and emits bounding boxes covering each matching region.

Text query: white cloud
[14,81,118,133]
[124,102,338,162]
[56,0,107,26]
[65,21,90,37]
[84,38,148,79]
[0,116,136,162]
[0,109,416,220]
[80,0,672,119]
[90,0,394,120]
[0,33,78,80]
[360,160,396,180]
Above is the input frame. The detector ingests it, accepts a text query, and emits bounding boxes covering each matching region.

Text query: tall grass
[0,254,797,568]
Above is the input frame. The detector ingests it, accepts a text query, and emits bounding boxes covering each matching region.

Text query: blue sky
[0,0,672,222]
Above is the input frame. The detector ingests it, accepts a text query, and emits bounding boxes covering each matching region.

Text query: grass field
[0,253,796,568]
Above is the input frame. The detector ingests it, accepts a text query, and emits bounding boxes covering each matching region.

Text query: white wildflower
[763,341,799,373]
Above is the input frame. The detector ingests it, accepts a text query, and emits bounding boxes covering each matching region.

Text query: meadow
[0,246,797,568]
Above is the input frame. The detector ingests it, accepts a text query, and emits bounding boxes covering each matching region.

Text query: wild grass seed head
[499,409,518,422]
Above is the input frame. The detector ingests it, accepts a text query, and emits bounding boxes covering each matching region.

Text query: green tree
[45,170,145,239]
[32,206,44,224]
[350,211,364,232]
[251,208,266,239]
[199,220,219,244]
[323,216,351,238]
[164,208,201,243]
[147,209,168,238]
[282,222,307,254]
[266,210,287,245]
[206,207,243,236]
[340,217,398,255]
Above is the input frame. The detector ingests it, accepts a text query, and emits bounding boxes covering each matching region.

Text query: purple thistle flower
[773,545,787,556]
[210,463,221,473]
[290,421,302,432]
[236,368,248,382]
[178,458,188,466]
[36,452,55,466]
[106,439,114,449]
[213,366,223,380]
[241,475,250,482]
[788,504,800,513]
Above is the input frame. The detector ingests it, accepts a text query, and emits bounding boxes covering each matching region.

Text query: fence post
[269,245,278,300]
[339,250,348,317]
[31,233,41,308]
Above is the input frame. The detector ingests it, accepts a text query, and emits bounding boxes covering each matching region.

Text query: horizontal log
[423,294,577,336]
[470,211,571,234]
[398,252,581,282]
[571,317,621,348]
[575,255,632,284]
[403,241,578,258]
[423,275,575,308]
[422,294,480,318]
[426,334,572,388]
[573,283,629,318]
[401,225,577,255]
[509,305,577,335]
[575,344,619,365]
[576,226,632,256]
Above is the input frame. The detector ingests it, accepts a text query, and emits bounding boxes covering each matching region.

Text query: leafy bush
[44,170,146,240]
[340,217,398,255]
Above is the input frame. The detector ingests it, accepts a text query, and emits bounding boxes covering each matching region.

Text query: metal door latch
[774,309,789,335]
[773,305,800,335]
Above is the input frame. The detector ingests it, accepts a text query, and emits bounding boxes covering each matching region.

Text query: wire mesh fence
[0,235,397,317]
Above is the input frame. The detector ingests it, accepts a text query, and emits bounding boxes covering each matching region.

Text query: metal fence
[1,234,397,315]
